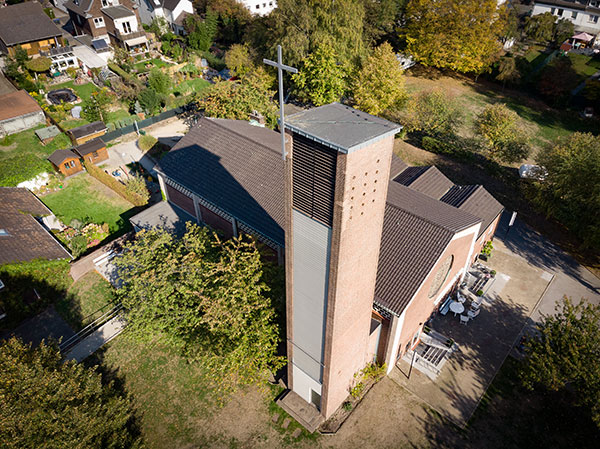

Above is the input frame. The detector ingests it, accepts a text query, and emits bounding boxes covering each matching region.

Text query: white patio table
[449,301,465,317]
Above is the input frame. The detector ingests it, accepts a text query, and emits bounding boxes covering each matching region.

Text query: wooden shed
[74,138,108,164]
[68,121,107,145]
[48,148,84,176]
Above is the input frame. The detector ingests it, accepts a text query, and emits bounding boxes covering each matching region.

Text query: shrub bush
[0,154,52,187]
[83,160,148,206]
[125,175,150,204]
[70,235,88,258]
[138,135,157,152]
[421,135,476,161]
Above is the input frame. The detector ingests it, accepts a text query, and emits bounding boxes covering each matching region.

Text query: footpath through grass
[42,174,134,233]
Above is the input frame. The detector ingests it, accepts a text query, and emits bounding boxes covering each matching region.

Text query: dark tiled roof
[373,183,481,316]
[394,166,453,199]
[64,0,94,17]
[69,121,107,139]
[156,118,286,245]
[386,182,481,234]
[129,201,193,236]
[0,188,71,265]
[389,154,408,180]
[75,137,105,156]
[286,103,402,154]
[442,185,504,238]
[102,5,136,20]
[48,148,80,166]
[163,0,182,11]
[0,2,63,47]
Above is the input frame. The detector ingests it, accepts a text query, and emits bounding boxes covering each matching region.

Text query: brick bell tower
[283,103,401,420]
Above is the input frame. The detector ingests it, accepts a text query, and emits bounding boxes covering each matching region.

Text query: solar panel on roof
[92,39,108,50]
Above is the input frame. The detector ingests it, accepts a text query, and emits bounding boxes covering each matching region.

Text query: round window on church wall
[428,255,454,299]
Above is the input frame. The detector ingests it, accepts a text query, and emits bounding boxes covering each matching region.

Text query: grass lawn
[93,336,317,448]
[173,78,211,96]
[404,72,597,160]
[133,58,172,72]
[42,174,135,232]
[0,125,72,186]
[567,53,600,77]
[60,118,90,130]
[56,271,116,330]
[105,108,132,124]
[50,80,99,102]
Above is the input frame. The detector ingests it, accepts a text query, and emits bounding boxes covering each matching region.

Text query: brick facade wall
[320,136,395,418]
[472,214,502,262]
[396,229,477,358]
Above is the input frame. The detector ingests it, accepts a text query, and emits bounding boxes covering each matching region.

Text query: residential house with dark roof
[0,91,46,137]
[64,0,149,52]
[135,0,194,35]
[144,103,503,427]
[0,188,72,265]
[0,2,64,57]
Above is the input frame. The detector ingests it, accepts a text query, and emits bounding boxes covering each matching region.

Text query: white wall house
[238,0,276,16]
[135,0,194,35]
[532,1,600,34]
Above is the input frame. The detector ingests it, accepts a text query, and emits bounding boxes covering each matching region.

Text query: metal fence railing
[103,106,186,142]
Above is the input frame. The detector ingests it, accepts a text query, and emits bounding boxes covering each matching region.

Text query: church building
[146,103,503,429]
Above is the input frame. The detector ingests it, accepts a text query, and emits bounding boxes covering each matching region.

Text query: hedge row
[108,63,142,87]
[83,160,147,207]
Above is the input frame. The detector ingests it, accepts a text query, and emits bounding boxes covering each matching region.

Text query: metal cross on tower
[263,45,297,160]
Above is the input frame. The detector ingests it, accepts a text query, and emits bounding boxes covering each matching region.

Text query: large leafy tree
[267,0,367,69]
[474,103,529,163]
[521,298,600,427]
[196,69,278,126]
[496,56,520,90]
[400,89,462,136]
[147,68,170,95]
[114,224,285,394]
[0,337,139,448]
[403,0,506,74]
[536,132,600,249]
[82,88,111,122]
[524,12,556,43]
[186,9,218,52]
[292,44,347,106]
[353,42,407,115]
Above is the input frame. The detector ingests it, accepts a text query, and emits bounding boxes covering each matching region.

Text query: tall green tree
[524,12,556,43]
[82,88,111,122]
[225,43,255,77]
[536,132,600,249]
[267,0,367,69]
[403,0,507,74]
[353,42,407,115]
[554,18,574,45]
[186,9,219,52]
[474,103,529,163]
[496,56,520,90]
[521,298,600,427]
[196,69,278,126]
[400,89,462,136]
[114,224,285,394]
[363,0,404,46]
[292,44,347,106]
[138,87,161,115]
[147,68,170,95]
[0,337,139,448]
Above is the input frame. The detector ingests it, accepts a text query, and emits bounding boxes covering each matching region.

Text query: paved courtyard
[391,232,553,426]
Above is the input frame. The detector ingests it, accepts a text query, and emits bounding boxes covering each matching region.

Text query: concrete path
[105,117,188,174]
[5,306,75,346]
[495,211,600,324]
[65,316,126,362]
